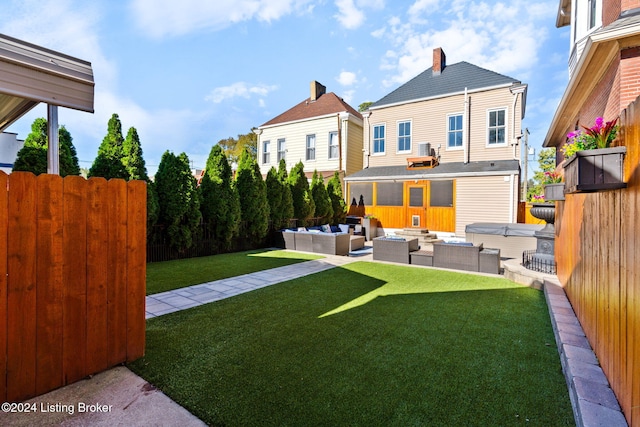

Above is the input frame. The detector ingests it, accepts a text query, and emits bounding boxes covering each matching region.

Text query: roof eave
[369,82,516,111]
[258,111,363,130]
[557,0,571,28]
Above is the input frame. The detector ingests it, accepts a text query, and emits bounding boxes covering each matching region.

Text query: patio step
[393,228,443,250]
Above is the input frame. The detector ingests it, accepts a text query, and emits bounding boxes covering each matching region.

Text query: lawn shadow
[319,261,527,318]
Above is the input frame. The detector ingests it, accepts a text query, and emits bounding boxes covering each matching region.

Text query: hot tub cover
[465,223,543,237]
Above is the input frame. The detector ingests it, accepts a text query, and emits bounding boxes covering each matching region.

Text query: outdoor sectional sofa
[372,238,501,274]
[281,227,362,256]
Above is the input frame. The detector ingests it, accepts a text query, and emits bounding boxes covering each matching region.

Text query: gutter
[368,82,515,111]
[344,169,521,182]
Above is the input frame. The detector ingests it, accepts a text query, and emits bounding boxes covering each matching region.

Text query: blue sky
[1,0,569,175]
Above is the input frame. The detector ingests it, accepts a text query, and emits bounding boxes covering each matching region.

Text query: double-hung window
[328,132,339,159]
[277,138,286,162]
[306,134,316,161]
[397,120,411,153]
[447,114,463,149]
[262,140,270,164]
[373,124,385,154]
[487,109,506,146]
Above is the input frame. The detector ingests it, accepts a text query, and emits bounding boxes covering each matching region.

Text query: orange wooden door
[406,185,426,228]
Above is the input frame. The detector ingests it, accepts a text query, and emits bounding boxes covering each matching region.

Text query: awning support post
[47,104,59,175]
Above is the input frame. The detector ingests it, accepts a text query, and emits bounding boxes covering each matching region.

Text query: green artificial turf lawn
[145,249,323,295]
[131,261,575,426]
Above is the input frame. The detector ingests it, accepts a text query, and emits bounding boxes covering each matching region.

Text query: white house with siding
[345,48,527,236]
[255,81,363,182]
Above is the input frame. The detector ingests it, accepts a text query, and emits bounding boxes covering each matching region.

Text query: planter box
[543,183,565,201]
[563,146,627,193]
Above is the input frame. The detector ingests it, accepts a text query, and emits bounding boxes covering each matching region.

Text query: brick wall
[620,47,640,110]
[621,0,640,12]
[604,0,622,26]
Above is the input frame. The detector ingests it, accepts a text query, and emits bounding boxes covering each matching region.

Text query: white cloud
[341,89,356,103]
[334,0,365,30]
[336,71,358,86]
[380,0,556,86]
[408,0,440,21]
[130,0,314,38]
[205,82,278,104]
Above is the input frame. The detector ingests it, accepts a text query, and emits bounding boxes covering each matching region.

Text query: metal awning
[0,33,94,173]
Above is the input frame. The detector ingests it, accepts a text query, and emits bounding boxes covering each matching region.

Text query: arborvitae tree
[277,159,294,227]
[88,113,128,179]
[122,127,148,181]
[265,167,284,229]
[12,117,80,176]
[326,171,346,224]
[235,147,269,244]
[146,181,160,239]
[288,161,315,225]
[310,170,333,223]
[154,151,201,250]
[199,144,241,249]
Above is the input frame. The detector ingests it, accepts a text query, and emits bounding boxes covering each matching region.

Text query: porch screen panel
[430,180,453,207]
[409,187,423,207]
[377,182,403,206]
[349,183,373,206]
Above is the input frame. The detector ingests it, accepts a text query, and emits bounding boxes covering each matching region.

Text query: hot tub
[465,223,543,259]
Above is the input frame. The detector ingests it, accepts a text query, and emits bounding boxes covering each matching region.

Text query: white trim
[276,138,286,163]
[262,140,271,165]
[396,119,412,154]
[446,111,464,150]
[486,107,509,147]
[305,134,316,161]
[372,122,386,155]
[328,131,339,160]
[368,83,515,110]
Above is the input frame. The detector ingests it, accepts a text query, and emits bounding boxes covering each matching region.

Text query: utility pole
[522,128,530,201]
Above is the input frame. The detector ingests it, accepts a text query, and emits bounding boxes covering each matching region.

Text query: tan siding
[258,115,362,177]
[345,119,363,176]
[455,175,516,236]
[366,86,522,168]
[258,116,340,175]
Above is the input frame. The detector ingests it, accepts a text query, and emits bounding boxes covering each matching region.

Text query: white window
[262,140,270,164]
[447,114,463,149]
[397,120,411,153]
[588,0,597,30]
[306,134,316,161]
[373,124,385,154]
[328,132,339,159]
[277,138,286,162]
[487,109,507,146]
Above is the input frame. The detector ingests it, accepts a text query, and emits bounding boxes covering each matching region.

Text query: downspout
[47,104,59,175]
[463,87,469,164]
[509,174,515,222]
[512,90,519,159]
[337,113,343,177]
[362,111,371,168]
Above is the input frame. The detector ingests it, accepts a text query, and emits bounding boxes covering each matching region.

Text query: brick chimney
[433,47,446,76]
[310,81,326,101]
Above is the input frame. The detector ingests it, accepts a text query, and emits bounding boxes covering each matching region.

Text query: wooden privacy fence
[0,172,147,403]
[555,98,640,426]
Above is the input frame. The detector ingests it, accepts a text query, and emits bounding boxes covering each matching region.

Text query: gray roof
[344,160,520,181]
[370,61,520,109]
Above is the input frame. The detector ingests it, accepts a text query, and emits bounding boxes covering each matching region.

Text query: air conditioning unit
[418,142,432,156]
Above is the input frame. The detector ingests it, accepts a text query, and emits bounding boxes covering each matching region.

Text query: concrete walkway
[146,253,364,319]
